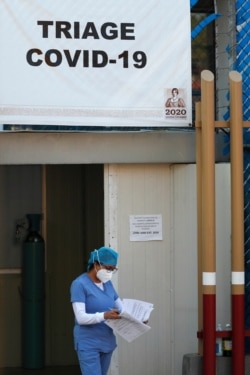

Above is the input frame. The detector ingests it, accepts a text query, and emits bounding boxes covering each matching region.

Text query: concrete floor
[0,366,80,375]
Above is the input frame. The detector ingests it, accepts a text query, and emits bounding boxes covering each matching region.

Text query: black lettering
[37,21,54,38]
[26,49,43,66]
[45,49,62,67]
[101,23,118,40]
[83,50,89,67]
[74,22,80,39]
[37,21,136,40]
[92,50,108,67]
[121,23,135,40]
[64,50,81,67]
[56,21,72,38]
[81,22,99,39]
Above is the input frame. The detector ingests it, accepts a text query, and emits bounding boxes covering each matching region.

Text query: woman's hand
[104,309,121,320]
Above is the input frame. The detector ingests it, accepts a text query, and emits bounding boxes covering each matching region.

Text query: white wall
[105,163,231,375]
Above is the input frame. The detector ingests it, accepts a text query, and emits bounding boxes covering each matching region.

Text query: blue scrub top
[70,273,119,352]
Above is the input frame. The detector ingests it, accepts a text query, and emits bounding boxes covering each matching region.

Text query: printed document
[105,299,154,342]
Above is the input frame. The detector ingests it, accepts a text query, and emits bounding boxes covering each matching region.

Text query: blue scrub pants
[77,349,113,375]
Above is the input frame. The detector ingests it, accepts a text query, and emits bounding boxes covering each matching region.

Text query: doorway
[45,164,104,365]
[0,164,104,367]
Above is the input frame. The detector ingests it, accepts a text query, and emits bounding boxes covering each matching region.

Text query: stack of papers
[105,298,154,342]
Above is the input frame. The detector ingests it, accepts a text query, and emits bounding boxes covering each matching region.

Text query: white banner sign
[0,0,191,127]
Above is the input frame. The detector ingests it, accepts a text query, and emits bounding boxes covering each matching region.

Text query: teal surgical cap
[87,246,118,271]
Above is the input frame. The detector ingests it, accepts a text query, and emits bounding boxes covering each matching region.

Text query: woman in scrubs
[70,246,122,375]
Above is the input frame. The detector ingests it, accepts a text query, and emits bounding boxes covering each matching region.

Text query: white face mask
[96,268,113,283]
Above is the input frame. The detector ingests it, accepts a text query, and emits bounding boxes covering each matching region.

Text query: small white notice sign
[129,215,162,241]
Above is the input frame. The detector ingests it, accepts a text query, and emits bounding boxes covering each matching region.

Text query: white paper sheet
[105,298,154,342]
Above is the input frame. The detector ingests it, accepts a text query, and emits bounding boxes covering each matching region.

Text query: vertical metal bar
[229,71,245,375]
[201,70,216,375]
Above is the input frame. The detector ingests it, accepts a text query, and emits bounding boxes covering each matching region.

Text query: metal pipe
[195,101,203,355]
[201,70,216,375]
[229,71,245,375]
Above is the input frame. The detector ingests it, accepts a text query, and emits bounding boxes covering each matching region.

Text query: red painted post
[229,71,245,375]
[232,295,245,374]
[201,70,216,375]
[203,294,216,373]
